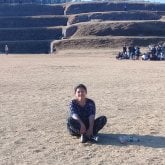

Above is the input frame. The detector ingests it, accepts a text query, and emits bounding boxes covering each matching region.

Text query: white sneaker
[90,135,99,142]
[80,134,88,143]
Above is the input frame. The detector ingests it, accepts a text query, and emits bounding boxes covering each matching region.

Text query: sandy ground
[0,49,165,165]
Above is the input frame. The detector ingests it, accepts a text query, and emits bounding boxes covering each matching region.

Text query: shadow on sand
[97,133,165,148]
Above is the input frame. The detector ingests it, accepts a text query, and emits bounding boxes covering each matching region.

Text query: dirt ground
[0,49,165,165]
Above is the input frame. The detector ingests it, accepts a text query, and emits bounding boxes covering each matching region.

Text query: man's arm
[72,114,86,134]
[72,114,84,126]
[86,114,95,137]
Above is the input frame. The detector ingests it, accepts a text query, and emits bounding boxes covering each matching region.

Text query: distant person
[132,45,136,60]
[5,45,9,55]
[116,52,123,60]
[151,46,156,56]
[141,53,149,60]
[123,45,127,55]
[67,84,107,143]
[161,45,165,60]
[135,46,140,60]
[128,45,132,59]
[156,45,162,58]
[124,4,127,11]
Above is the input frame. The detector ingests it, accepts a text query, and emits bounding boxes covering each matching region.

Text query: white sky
[149,0,165,3]
[83,0,165,3]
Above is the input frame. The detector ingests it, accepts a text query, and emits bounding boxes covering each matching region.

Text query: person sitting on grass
[67,84,107,143]
[116,52,123,60]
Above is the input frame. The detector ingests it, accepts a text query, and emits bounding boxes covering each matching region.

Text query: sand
[0,49,165,165]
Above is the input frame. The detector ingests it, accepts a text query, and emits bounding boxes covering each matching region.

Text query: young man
[5,45,9,55]
[67,84,107,143]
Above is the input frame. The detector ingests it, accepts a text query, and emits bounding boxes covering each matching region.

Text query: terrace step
[0,27,62,41]
[0,15,68,28]
[67,11,161,25]
[65,2,165,15]
[0,40,52,54]
[65,21,165,38]
[53,36,165,50]
[0,4,64,16]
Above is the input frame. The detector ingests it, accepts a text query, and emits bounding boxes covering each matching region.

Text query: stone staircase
[0,2,165,53]
[53,2,165,50]
[0,4,66,54]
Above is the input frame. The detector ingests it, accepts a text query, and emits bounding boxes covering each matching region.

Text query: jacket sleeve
[69,100,78,117]
[89,100,96,116]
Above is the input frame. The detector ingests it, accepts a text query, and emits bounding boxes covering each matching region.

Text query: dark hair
[74,84,87,93]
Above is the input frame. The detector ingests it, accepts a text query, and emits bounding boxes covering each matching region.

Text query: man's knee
[67,117,81,136]
[102,116,107,125]
[97,116,107,126]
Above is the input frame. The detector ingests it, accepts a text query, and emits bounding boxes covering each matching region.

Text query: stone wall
[0,16,67,28]
[0,27,62,41]
[68,11,161,25]
[0,4,64,16]
[0,40,51,54]
[65,21,165,38]
[65,2,165,15]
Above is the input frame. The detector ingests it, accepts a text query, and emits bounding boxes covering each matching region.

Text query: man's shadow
[97,133,165,148]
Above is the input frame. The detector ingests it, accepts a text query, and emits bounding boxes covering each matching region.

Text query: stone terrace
[0,4,66,54]
[54,2,165,50]
[0,2,165,53]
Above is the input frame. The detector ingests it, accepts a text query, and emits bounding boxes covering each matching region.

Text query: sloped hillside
[53,2,165,50]
[68,11,161,25]
[66,21,165,38]
[65,2,165,15]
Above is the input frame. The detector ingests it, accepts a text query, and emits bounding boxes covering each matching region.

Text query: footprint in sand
[33,147,46,153]
[27,128,37,132]
[14,138,26,145]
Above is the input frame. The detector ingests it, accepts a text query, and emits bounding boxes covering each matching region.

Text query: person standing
[123,45,127,55]
[5,45,9,55]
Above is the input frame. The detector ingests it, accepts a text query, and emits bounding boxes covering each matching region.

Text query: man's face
[75,87,87,101]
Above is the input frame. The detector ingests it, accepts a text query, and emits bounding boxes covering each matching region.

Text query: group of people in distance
[116,43,165,61]
[141,44,165,61]
[116,45,141,60]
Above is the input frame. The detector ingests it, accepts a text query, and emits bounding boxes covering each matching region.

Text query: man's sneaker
[89,135,99,143]
[80,134,88,143]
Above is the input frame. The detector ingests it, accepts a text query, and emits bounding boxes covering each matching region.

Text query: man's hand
[72,114,86,134]
[80,123,86,134]
[86,127,93,137]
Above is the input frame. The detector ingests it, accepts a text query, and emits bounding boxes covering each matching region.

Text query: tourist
[116,52,123,59]
[124,4,127,11]
[135,46,140,60]
[128,45,132,59]
[132,45,136,60]
[67,84,107,143]
[141,53,149,60]
[123,45,127,55]
[5,45,9,55]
